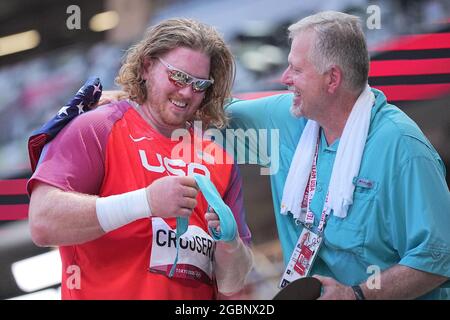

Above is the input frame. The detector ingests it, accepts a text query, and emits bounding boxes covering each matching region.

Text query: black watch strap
[351,285,366,300]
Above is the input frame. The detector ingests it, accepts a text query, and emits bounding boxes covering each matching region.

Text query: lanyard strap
[299,137,331,234]
[193,174,237,241]
[169,216,189,277]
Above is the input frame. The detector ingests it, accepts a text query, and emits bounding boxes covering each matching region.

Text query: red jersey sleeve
[223,163,252,245]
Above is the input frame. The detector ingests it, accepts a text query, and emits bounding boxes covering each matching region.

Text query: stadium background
[0,0,449,299]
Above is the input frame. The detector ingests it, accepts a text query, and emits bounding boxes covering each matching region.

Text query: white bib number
[149,218,215,284]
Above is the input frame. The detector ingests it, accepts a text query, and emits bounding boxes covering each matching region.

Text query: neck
[322,128,342,146]
[320,93,358,145]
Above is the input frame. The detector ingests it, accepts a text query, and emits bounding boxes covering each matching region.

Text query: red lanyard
[300,137,331,234]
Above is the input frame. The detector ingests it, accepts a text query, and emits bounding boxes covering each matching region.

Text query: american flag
[27,77,102,172]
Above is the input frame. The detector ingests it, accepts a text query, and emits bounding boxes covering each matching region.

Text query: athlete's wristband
[96,188,151,232]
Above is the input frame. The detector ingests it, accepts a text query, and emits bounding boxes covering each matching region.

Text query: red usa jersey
[29,100,251,300]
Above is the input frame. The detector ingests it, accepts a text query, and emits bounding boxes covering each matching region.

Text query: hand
[205,210,221,234]
[97,90,129,106]
[146,176,198,218]
[313,275,356,300]
[205,210,241,251]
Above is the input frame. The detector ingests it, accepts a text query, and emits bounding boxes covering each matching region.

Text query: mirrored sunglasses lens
[169,70,190,85]
[193,80,212,92]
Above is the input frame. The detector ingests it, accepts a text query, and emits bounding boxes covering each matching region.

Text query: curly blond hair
[116,18,235,128]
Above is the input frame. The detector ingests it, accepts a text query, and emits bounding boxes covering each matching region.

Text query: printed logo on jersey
[139,150,211,178]
[129,134,153,142]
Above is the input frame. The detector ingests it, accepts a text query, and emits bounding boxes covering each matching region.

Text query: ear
[326,65,342,94]
[141,57,153,81]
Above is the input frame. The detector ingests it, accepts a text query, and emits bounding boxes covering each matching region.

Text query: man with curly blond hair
[27,19,253,300]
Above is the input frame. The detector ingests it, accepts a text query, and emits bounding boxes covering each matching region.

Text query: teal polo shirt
[226,89,450,299]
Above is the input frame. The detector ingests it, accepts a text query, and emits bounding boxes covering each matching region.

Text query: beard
[290,102,303,118]
[145,81,189,127]
[288,86,303,118]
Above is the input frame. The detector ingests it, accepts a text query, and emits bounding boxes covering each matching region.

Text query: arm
[224,94,293,166]
[361,265,447,299]
[28,108,109,246]
[28,105,199,246]
[226,94,279,131]
[29,175,199,247]
[206,163,253,295]
[315,265,448,300]
[316,140,450,299]
[214,237,253,296]
[205,211,253,296]
[29,182,103,246]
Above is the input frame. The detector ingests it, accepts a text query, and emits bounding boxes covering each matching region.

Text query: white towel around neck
[280,85,375,219]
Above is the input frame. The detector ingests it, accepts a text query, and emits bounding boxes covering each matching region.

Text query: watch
[351,285,366,300]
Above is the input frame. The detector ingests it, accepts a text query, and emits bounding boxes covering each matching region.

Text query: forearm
[29,183,104,246]
[214,237,253,295]
[360,264,447,299]
[29,176,194,246]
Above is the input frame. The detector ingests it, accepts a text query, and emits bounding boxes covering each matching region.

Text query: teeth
[170,99,187,108]
[288,86,300,96]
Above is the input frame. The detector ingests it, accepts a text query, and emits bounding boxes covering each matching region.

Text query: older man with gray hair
[227,11,450,299]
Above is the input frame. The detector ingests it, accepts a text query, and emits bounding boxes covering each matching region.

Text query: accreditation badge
[279,228,322,288]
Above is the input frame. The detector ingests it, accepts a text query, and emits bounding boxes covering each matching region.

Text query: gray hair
[288,11,369,92]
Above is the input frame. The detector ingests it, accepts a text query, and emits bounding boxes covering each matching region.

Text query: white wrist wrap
[96,188,151,232]
[215,238,254,295]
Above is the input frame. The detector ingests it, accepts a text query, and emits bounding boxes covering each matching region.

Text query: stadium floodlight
[89,11,120,32]
[0,30,40,57]
[11,249,61,293]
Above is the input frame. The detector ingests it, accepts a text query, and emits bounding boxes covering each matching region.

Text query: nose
[280,67,292,86]
[177,83,195,97]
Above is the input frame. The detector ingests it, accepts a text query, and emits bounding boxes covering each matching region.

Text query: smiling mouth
[288,86,301,98]
[169,99,187,109]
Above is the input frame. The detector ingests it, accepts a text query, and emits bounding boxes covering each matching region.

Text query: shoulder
[368,102,441,165]
[65,100,131,134]
[28,102,133,195]
[43,100,134,161]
